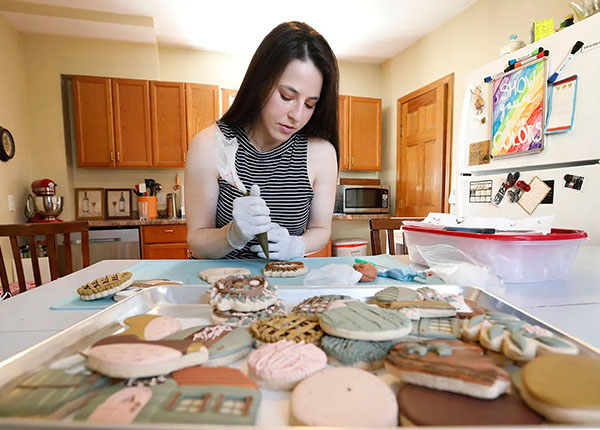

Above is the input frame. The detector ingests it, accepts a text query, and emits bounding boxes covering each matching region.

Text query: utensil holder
[137,196,158,219]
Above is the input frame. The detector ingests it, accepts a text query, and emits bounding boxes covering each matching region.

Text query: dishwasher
[57,227,141,273]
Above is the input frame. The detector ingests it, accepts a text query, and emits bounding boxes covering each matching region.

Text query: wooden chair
[369,217,424,255]
[0,221,90,296]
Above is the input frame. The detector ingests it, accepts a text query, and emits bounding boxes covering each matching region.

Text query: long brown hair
[221,21,339,162]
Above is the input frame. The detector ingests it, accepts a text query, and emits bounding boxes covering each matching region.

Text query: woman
[185,21,339,260]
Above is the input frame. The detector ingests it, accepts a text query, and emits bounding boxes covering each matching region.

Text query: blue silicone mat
[50,255,436,311]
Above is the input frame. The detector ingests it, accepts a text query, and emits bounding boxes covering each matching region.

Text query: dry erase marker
[483,71,505,83]
[548,40,584,84]
[508,47,543,66]
[504,49,548,73]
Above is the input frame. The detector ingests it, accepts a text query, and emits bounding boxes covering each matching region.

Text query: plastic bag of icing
[416,244,503,288]
[303,264,362,287]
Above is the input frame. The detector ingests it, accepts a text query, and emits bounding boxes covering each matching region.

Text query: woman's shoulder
[189,124,219,150]
[307,137,336,158]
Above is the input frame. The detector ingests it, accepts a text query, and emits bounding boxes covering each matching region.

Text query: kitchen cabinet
[141,224,190,259]
[112,78,153,167]
[338,95,381,171]
[150,81,187,168]
[186,83,219,143]
[73,76,115,167]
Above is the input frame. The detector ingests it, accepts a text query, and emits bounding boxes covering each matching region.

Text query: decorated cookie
[118,315,182,340]
[263,261,307,277]
[247,340,327,390]
[87,322,211,378]
[479,324,509,352]
[319,301,412,341]
[250,314,323,344]
[375,286,420,303]
[535,335,579,355]
[0,369,110,418]
[291,294,353,316]
[502,331,537,361]
[353,263,377,282]
[198,267,251,284]
[413,317,461,340]
[521,354,600,423]
[291,367,398,427]
[78,272,133,301]
[209,275,277,312]
[320,335,395,370]
[377,299,457,319]
[76,366,261,425]
[397,384,544,426]
[385,339,510,399]
[211,300,287,327]
[173,325,253,366]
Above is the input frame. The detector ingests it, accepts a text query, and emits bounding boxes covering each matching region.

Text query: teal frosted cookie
[320,334,395,370]
[374,286,420,303]
[319,301,411,341]
[291,294,353,316]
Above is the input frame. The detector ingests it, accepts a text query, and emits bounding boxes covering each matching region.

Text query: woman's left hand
[250,223,305,260]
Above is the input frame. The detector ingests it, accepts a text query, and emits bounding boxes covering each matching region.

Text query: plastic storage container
[402,225,587,283]
[332,238,368,257]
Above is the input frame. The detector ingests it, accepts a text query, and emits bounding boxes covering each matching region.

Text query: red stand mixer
[25,179,64,222]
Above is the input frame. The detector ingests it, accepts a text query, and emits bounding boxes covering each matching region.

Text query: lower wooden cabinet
[141,224,190,259]
[306,239,332,258]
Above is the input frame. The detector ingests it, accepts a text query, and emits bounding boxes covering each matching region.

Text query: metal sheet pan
[0,284,598,429]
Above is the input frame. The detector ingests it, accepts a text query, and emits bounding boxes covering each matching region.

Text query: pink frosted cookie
[119,315,182,341]
[247,340,327,390]
[291,367,398,427]
[87,387,152,424]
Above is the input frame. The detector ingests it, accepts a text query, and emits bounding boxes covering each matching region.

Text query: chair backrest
[369,217,424,255]
[0,221,90,295]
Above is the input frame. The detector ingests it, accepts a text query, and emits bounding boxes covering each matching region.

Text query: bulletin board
[491,59,547,158]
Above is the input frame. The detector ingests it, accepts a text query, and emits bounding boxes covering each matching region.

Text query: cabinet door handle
[117,151,121,162]
[183,152,187,162]
[110,151,114,161]
[164,229,174,233]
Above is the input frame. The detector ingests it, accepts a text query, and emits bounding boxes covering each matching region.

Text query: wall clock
[0,126,15,162]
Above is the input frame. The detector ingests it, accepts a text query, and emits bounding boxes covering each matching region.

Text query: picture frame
[75,188,105,220]
[104,188,133,219]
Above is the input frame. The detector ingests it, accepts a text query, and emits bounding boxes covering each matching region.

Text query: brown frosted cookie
[210,300,287,327]
[353,263,377,282]
[397,383,544,426]
[291,295,353,316]
[209,275,277,312]
[250,314,323,344]
[78,272,133,300]
[263,261,307,277]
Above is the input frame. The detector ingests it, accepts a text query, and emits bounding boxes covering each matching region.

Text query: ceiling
[0,0,477,63]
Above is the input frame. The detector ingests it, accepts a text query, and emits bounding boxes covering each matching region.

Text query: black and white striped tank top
[215,121,314,259]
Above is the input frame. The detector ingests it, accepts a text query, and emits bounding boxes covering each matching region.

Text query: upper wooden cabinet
[150,81,187,168]
[112,78,153,167]
[337,95,381,171]
[73,76,115,167]
[186,83,219,144]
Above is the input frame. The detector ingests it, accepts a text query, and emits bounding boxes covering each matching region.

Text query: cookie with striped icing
[210,300,287,327]
[320,335,395,370]
[291,294,353,316]
[319,301,411,341]
[263,261,307,277]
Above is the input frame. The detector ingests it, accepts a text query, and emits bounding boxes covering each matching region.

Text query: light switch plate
[8,194,15,211]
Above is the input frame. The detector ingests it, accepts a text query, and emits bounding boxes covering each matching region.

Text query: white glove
[227,184,271,250]
[250,223,305,260]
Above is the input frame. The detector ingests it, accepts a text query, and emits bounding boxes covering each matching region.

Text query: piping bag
[354,258,428,282]
[215,128,269,260]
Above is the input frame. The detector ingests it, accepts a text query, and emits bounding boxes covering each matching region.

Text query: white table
[1,247,599,362]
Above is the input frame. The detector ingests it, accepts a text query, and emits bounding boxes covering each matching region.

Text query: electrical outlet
[8,194,15,211]
[157,193,167,206]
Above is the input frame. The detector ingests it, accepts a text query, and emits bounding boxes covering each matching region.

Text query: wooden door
[186,83,219,144]
[221,88,238,116]
[112,78,153,167]
[73,76,115,167]
[349,96,381,170]
[150,81,187,168]
[338,95,349,170]
[396,75,453,216]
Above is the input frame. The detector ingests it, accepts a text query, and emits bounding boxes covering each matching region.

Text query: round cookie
[247,340,327,390]
[209,275,277,312]
[479,324,508,352]
[263,261,307,277]
[319,301,412,341]
[320,334,394,370]
[291,294,352,316]
[374,285,420,303]
[78,272,133,301]
[535,335,579,356]
[198,267,251,284]
[353,263,377,282]
[502,331,537,362]
[210,300,287,327]
[521,354,600,423]
[250,314,322,344]
[397,383,544,426]
[291,367,398,427]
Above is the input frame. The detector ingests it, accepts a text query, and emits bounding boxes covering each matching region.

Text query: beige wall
[380,0,569,209]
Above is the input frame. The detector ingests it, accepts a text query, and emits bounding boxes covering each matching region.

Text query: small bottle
[119,192,126,212]
[82,192,89,213]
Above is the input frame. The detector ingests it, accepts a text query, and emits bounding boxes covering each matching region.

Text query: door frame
[395,73,454,215]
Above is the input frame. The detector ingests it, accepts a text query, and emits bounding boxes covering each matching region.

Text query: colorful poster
[491,59,546,158]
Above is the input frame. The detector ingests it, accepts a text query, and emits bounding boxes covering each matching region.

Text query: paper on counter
[411,212,554,234]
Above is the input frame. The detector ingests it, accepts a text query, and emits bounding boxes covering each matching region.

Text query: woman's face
[256,58,323,147]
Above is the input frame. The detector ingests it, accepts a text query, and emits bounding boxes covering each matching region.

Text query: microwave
[335,185,390,214]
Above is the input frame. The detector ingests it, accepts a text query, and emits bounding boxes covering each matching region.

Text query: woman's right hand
[227,184,271,249]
